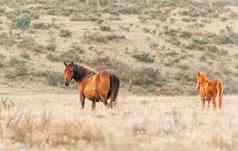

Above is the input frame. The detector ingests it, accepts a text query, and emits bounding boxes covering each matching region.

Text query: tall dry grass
[0,95,237,151]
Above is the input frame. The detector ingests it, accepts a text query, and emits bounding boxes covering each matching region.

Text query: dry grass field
[0,87,237,151]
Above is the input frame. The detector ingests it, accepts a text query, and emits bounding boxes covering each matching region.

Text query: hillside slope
[0,0,238,95]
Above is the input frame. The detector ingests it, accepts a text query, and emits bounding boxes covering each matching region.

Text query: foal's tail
[216,81,224,109]
[110,74,120,105]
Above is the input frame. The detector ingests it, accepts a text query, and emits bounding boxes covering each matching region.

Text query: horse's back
[207,80,223,98]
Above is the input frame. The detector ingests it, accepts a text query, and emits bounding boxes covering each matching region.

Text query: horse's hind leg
[102,97,108,107]
[91,100,96,111]
[218,96,223,110]
[108,99,113,109]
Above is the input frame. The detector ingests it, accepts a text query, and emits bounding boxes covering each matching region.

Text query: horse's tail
[216,80,224,109]
[109,74,120,105]
[95,73,100,100]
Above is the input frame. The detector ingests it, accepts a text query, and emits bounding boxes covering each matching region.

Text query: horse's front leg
[218,96,223,110]
[80,93,85,110]
[201,96,205,110]
[207,99,211,109]
[212,97,217,111]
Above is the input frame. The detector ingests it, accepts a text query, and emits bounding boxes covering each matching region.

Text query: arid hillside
[0,0,238,95]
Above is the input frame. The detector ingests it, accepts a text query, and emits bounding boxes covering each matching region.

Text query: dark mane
[72,64,97,82]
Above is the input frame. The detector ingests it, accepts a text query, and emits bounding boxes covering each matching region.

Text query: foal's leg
[212,97,217,111]
[207,99,211,109]
[201,96,205,110]
[80,93,85,109]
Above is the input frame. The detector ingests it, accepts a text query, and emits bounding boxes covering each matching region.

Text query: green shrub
[8,57,26,67]
[47,53,60,62]
[131,51,155,63]
[0,97,15,110]
[0,54,6,68]
[213,34,238,45]
[17,37,44,53]
[82,31,125,44]
[192,37,209,45]
[118,5,140,14]
[47,71,64,87]
[16,16,31,30]
[46,43,56,52]
[100,25,111,32]
[59,29,72,37]
[185,42,205,51]
[32,22,49,30]
[130,67,162,88]
[59,50,81,62]
[5,65,28,79]
[180,31,192,39]
[20,53,31,60]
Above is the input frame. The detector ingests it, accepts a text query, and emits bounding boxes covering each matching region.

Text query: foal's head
[64,62,74,86]
[196,72,209,90]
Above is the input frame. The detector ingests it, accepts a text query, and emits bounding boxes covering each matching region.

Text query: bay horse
[64,62,120,110]
[196,72,224,110]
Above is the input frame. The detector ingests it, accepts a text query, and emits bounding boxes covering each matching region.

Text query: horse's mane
[80,64,98,74]
[72,63,98,82]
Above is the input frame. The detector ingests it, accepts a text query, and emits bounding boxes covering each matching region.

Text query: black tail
[110,74,120,105]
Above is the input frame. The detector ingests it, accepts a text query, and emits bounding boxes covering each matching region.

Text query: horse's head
[64,62,74,87]
[196,72,208,91]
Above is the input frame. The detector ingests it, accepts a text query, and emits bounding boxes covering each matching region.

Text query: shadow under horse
[64,62,120,110]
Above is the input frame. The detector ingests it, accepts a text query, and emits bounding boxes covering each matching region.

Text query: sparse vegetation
[47,71,64,87]
[15,15,31,30]
[46,43,56,52]
[32,22,49,30]
[20,53,31,60]
[8,57,26,67]
[0,54,6,68]
[0,97,14,110]
[59,29,72,38]
[17,37,44,53]
[100,25,111,32]
[9,113,105,147]
[0,0,237,95]
[131,50,155,63]
[82,31,126,44]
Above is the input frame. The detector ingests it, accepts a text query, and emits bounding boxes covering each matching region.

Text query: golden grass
[0,95,237,151]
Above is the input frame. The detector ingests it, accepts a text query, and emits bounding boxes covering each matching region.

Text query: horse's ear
[64,62,67,67]
[197,72,201,76]
[70,62,74,66]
